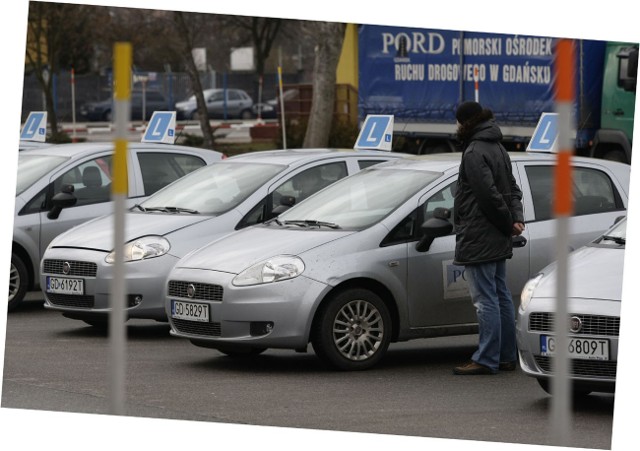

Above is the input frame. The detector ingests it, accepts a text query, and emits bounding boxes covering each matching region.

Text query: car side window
[525,165,621,221]
[422,181,456,223]
[137,153,206,196]
[358,159,388,170]
[52,156,113,207]
[381,180,457,246]
[272,162,348,209]
[228,91,241,101]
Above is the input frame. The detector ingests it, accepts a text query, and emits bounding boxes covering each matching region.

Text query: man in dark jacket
[452,101,525,375]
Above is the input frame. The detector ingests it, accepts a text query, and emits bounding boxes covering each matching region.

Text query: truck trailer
[357,25,637,163]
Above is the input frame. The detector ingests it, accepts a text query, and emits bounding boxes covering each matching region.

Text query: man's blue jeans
[465,260,517,372]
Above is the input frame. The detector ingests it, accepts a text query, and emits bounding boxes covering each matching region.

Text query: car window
[228,91,241,101]
[209,92,224,102]
[358,159,389,170]
[19,187,48,216]
[525,165,620,221]
[137,153,206,196]
[422,180,456,222]
[53,156,113,207]
[16,154,69,195]
[147,92,164,102]
[273,162,348,207]
[382,180,456,246]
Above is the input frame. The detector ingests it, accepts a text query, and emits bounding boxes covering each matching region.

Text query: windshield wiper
[132,204,147,212]
[283,219,341,229]
[165,206,199,214]
[602,235,625,245]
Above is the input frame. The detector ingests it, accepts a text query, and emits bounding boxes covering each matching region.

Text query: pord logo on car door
[442,259,469,299]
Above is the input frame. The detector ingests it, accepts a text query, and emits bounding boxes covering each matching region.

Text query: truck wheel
[602,150,627,163]
[9,253,29,312]
[311,288,391,371]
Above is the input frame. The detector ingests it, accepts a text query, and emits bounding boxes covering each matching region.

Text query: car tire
[311,288,392,371]
[9,253,29,312]
[240,109,254,120]
[536,378,592,397]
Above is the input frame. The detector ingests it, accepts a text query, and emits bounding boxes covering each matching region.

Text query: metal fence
[20,69,305,122]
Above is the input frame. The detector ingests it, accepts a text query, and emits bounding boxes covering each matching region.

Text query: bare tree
[171,11,216,150]
[302,21,346,148]
[25,2,94,141]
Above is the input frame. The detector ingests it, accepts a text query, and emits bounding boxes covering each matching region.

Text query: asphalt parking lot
[2,293,616,450]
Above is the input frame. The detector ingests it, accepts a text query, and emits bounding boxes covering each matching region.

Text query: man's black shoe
[499,361,517,371]
[453,361,495,375]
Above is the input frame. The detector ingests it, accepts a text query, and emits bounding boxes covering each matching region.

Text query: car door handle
[512,236,527,248]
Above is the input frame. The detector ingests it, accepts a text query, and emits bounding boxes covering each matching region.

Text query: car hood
[50,212,212,251]
[534,245,625,301]
[176,224,354,274]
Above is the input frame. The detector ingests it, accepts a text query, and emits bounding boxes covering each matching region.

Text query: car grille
[43,259,97,277]
[534,356,617,379]
[167,281,223,302]
[172,318,222,337]
[529,312,620,336]
[46,293,95,309]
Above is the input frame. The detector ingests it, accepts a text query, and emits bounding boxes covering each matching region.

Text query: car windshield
[278,167,442,230]
[140,162,285,215]
[598,218,626,246]
[16,154,69,195]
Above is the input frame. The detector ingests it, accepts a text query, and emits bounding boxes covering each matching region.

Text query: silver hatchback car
[11,142,222,311]
[516,216,626,395]
[165,153,630,370]
[40,149,405,326]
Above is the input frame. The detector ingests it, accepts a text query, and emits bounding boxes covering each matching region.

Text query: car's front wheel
[8,253,29,312]
[312,288,391,371]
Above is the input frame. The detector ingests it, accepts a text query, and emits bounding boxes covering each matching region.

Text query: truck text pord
[357,25,638,163]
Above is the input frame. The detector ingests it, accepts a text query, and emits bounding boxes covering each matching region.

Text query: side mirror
[416,207,453,252]
[47,184,77,220]
[271,195,296,216]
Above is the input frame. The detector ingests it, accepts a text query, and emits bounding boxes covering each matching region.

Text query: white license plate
[46,276,84,295]
[171,300,210,322]
[541,335,610,361]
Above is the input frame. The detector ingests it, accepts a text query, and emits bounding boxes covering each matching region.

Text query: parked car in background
[516,216,626,396]
[175,88,254,120]
[79,90,170,122]
[252,89,299,119]
[40,149,407,327]
[10,142,223,311]
[164,153,630,370]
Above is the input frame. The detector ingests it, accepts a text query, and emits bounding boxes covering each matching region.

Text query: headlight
[233,255,305,287]
[520,274,543,311]
[105,236,170,263]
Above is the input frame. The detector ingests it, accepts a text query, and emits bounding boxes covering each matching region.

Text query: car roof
[18,142,214,158]
[368,151,630,175]
[226,148,408,166]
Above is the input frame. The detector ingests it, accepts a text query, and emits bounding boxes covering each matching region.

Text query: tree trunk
[303,22,346,149]
[173,12,215,150]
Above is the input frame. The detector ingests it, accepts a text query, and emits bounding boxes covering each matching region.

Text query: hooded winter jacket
[453,120,524,265]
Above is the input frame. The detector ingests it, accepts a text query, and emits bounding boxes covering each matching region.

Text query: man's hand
[512,222,525,236]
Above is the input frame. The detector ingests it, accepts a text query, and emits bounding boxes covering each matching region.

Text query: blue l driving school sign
[527,112,558,152]
[20,112,48,142]
[142,111,177,144]
[354,115,394,151]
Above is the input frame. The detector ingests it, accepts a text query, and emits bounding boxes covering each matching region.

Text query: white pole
[278,66,287,149]
[551,39,575,446]
[109,42,131,416]
[71,68,77,142]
